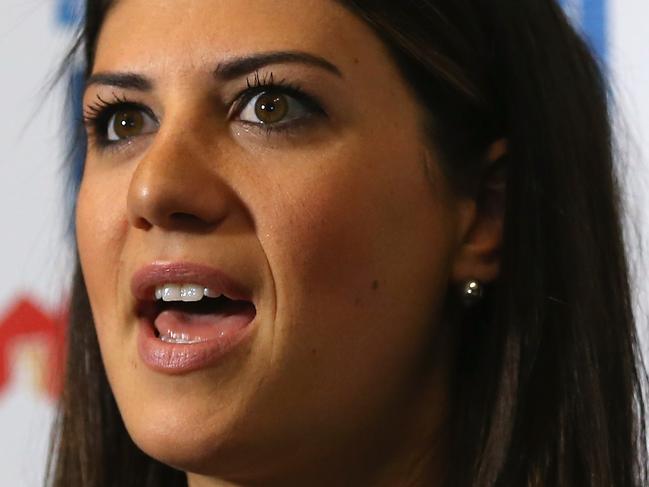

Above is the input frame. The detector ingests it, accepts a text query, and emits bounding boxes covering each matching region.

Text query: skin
[76,0,503,485]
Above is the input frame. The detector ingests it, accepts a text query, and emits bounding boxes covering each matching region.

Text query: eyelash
[81,71,326,150]
[82,93,154,149]
[229,71,325,134]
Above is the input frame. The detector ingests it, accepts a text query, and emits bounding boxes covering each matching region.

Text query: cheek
[267,144,454,315]
[253,140,457,410]
[75,169,130,325]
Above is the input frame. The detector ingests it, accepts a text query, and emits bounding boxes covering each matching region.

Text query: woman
[48,0,648,486]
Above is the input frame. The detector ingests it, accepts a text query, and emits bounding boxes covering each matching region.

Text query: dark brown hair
[48,1,648,486]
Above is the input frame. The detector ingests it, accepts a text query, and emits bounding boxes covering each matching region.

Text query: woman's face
[77,0,469,482]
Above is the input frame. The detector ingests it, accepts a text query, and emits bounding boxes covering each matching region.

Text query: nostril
[129,211,223,232]
[167,212,223,232]
[132,215,153,231]
[169,212,205,223]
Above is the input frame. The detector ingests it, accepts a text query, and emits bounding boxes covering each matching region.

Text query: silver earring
[462,279,484,306]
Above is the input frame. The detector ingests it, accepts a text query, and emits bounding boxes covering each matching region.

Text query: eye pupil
[113,109,144,138]
[255,93,288,124]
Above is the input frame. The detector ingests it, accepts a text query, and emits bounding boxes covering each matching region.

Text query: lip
[132,262,256,374]
[131,262,253,302]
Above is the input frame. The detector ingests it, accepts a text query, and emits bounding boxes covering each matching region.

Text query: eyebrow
[85,51,342,93]
[85,72,153,91]
[214,51,342,80]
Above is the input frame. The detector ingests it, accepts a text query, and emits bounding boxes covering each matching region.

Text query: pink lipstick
[132,262,256,374]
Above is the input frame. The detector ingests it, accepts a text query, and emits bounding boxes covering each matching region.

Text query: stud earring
[462,279,484,306]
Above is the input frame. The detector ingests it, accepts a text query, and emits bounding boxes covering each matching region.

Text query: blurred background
[0,0,647,485]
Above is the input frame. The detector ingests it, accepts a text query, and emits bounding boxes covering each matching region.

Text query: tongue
[154,302,255,343]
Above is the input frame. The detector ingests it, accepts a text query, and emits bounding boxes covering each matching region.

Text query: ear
[451,139,507,286]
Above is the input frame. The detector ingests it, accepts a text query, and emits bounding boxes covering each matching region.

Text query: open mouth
[137,284,257,344]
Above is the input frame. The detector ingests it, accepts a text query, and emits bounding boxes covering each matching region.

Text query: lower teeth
[159,330,207,344]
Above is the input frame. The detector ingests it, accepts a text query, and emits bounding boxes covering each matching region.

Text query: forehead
[94,0,376,75]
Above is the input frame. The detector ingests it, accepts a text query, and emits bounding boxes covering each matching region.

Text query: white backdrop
[0,1,647,485]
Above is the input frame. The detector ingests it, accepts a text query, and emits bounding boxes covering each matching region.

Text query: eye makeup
[81,70,329,152]
[82,92,158,151]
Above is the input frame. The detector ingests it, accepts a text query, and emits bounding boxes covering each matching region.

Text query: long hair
[48,1,648,486]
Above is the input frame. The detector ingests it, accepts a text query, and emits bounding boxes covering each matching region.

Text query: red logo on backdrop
[0,298,67,399]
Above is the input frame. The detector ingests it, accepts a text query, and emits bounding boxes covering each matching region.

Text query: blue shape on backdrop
[582,0,607,62]
[55,0,86,231]
[69,69,86,192]
[560,0,607,62]
[66,68,88,236]
[56,0,84,28]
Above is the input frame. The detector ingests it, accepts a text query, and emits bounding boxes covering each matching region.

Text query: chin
[126,414,239,474]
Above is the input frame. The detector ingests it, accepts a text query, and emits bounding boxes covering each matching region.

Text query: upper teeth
[154,284,221,302]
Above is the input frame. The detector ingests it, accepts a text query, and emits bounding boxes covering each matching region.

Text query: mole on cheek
[354,280,380,306]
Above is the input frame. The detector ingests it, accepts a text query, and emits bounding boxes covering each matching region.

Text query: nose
[127,131,235,232]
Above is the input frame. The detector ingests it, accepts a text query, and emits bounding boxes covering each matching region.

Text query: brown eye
[254,93,289,124]
[239,90,311,127]
[107,107,157,141]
